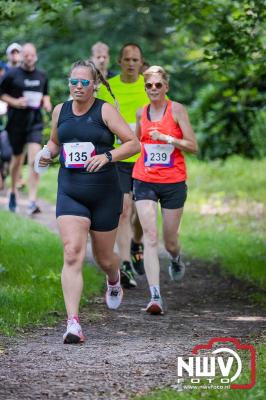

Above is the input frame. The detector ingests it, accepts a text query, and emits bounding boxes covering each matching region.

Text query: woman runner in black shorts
[37,60,140,343]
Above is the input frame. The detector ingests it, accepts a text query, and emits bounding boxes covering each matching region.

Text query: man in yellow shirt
[97,43,149,288]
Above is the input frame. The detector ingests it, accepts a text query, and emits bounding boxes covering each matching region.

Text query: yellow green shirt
[97,74,149,162]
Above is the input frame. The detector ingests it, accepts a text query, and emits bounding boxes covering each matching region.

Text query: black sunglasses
[69,78,91,87]
[145,82,163,90]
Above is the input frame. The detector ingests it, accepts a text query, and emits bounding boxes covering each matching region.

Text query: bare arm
[42,95,52,113]
[0,94,27,109]
[85,102,140,172]
[38,104,61,167]
[148,102,198,154]
[102,102,140,161]
[135,107,143,139]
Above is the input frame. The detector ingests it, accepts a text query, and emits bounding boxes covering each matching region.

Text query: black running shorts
[133,179,187,209]
[116,161,134,194]
[8,129,42,155]
[56,167,123,231]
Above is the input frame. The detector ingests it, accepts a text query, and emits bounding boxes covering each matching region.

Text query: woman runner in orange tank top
[132,66,198,315]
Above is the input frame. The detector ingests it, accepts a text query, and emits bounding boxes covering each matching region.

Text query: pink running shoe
[63,317,84,344]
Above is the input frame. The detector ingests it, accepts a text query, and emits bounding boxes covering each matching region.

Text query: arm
[148,102,198,154]
[135,107,143,139]
[38,104,61,167]
[42,95,52,113]
[0,94,27,109]
[85,102,140,172]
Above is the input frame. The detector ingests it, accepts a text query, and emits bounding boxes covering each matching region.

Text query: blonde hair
[143,65,169,83]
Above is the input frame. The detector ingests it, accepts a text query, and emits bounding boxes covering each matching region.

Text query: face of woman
[69,67,94,102]
[145,73,168,102]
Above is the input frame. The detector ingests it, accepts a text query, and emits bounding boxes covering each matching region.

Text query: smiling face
[69,66,94,102]
[144,73,168,102]
[119,46,143,82]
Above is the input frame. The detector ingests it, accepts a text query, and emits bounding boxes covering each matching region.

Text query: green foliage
[0,0,265,159]
[0,210,103,335]
[250,111,266,158]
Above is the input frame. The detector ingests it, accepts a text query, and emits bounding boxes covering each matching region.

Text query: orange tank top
[133,100,187,183]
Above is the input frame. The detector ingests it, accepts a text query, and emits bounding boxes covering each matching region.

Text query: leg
[90,228,123,310]
[116,193,133,262]
[27,142,41,203]
[161,208,183,258]
[131,202,143,243]
[90,228,120,281]
[9,153,24,193]
[130,202,145,275]
[135,200,159,286]
[57,215,90,318]
[162,207,186,282]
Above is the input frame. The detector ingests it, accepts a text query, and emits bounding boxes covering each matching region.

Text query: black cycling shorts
[56,168,123,232]
[117,161,134,194]
[133,179,187,209]
[8,129,42,155]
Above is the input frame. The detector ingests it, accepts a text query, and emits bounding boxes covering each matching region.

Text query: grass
[136,342,266,400]
[155,155,266,289]
[0,210,103,336]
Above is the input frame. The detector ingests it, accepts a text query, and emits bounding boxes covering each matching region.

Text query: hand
[15,97,27,109]
[39,155,53,167]
[148,127,163,141]
[85,154,108,173]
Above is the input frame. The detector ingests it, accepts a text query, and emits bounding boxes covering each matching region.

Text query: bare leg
[90,228,120,282]
[116,193,133,262]
[27,142,41,203]
[9,153,24,194]
[131,202,143,243]
[135,200,159,286]
[161,208,183,258]
[57,215,90,318]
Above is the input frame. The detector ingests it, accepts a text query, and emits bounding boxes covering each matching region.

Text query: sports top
[0,66,48,134]
[97,74,149,163]
[58,98,116,179]
[133,100,187,183]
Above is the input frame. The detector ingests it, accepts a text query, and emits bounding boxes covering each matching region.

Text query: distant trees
[0,0,265,159]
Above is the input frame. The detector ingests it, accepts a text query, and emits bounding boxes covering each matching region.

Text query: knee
[164,234,178,253]
[64,243,83,267]
[94,254,114,271]
[143,228,158,248]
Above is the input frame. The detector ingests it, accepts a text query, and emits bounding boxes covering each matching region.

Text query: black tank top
[57,98,118,180]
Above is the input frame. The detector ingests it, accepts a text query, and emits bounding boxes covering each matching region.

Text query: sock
[108,273,120,286]
[131,239,143,252]
[171,254,181,262]
[69,315,79,323]
[150,285,161,298]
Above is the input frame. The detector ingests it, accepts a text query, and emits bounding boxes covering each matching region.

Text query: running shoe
[120,261,137,288]
[27,202,41,216]
[146,292,164,315]
[8,193,17,213]
[168,256,186,282]
[105,275,123,310]
[131,240,145,275]
[63,317,84,344]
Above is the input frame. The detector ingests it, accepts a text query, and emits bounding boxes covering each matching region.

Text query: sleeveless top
[57,98,116,176]
[133,100,187,183]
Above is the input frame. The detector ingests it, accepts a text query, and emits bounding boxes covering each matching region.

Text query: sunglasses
[69,78,91,87]
[145,82,163,90]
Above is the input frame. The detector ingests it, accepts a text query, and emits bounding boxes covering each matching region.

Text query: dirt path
[0,191,266,399]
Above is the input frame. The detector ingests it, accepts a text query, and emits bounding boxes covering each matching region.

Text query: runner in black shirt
[0,43,51,214]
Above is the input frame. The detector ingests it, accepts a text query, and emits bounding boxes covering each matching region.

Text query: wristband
[104,151,112,162]
[167,136,174,144]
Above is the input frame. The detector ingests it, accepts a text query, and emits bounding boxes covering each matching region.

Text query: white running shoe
[146,293,164,315]
[106,274,123,310]
[63,317,84,344]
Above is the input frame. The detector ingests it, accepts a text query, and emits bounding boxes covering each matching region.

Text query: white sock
[149,285,161,298]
